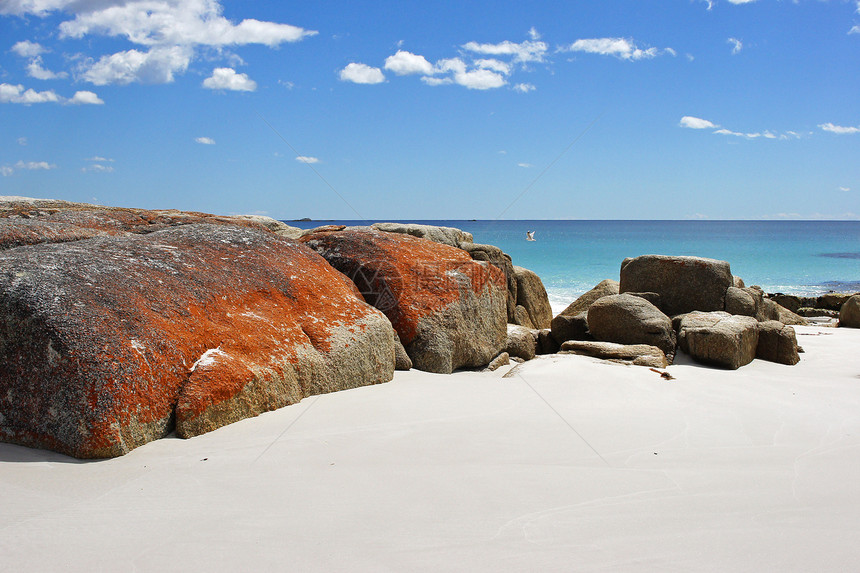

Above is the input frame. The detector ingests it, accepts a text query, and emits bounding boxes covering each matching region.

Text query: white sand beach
[2,324,859,572]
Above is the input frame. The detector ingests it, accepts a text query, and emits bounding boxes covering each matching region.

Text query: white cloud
[850,25,859,35]
[86,156,114,162]
[513,82,536,93]
[527,27,541,41]
[295,156,319,164]
[26,57,69,80]
[81,163,113,173]
[462,38,548,64]
[518,163,534,168]
[840,186,851,192]
[202,67,256,91]
[680,116,719,129]
[11,40,46,57]
[384,50,434,76]
[819,122,860,134]
[68,90,103,104]
[562,37,662,61]
[339,62,385,84]
[0,82,60,103]
[727,0,757,4]
[82,46,192,85]
[1,159,58,175]
[195,137,216,145]
[474,58,511,75]
[728,37,743,55]
[17,137,27,146]
[57,0,316,48]
[421,76,452,86]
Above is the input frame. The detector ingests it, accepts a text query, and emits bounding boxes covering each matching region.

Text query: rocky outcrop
[756,321,800,365]
[560,341,668,368]
[620,255,733,316]
[761,298,808,326]
[678,312,759,370]
[557,279,620,317]
[299,227,507,374]
[371,222,473,248]
[513,266,552,330]
[0,224,395,459]
[586,294,677,360]
[840,295,860,328]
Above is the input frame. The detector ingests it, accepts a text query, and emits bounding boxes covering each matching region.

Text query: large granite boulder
[300,228,507,374]
[0,224,395,459]
[756,321,800,365]
[586,293,677,359]
[370,222,473,248]
[678,312,759,370]
[620,255,733,316]
[513,266,552,330]
[460,242,518,323]
[560,341,668,368]
[840,295,860,328]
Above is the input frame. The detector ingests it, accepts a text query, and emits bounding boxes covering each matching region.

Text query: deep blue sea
[288,220,860,312]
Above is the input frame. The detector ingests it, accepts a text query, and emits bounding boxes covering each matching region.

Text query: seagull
[526,230,536,241]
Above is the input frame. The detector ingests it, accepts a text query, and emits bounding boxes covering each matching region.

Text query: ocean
[287,220,860,313]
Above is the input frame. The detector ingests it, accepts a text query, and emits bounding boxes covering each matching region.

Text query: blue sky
[1,0,858,220]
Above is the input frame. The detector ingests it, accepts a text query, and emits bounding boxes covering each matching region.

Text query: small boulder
[513,305,535,329]
[513,265,553,329]
[394,337,413,370]
[761,298,809,326]
[485,352,511,372]
[725,286,757,318]
[817,293,853,312]
[620,255,733,316]
[840,295,860,328]
[560,341,668,368]
[756,321,800,365]
[556,279,619,317]
[586,294,677,360]
[504,324,537,361]
[536,329,560,355]
[769,294,801,313]
[678,312,759,370]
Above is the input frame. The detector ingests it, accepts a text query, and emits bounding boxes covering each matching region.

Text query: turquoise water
[288,220,860,311]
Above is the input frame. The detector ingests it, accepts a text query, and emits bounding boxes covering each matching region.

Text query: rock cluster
[551,254,807,370]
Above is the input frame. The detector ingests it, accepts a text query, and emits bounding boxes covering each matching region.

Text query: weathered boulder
[550,311,591,344]
[557,279,620,317]
[233,215,304,239]
[620,255,733,316]
[371,222,473,248]
[0,224,395,459]
[504,324,537,361]
[300,228,507,374]
[513,265,552,330]
[678,312,759,370]
[460,242,517,323]
[725,286,757,318]
[513,305,534,329]
[733,276,746,288]
[769,294,801,313]
[840,295,860,328]
[756,321,800,365]
[394,337,413,370]
[560,341,668,368]
[586,294,677,360]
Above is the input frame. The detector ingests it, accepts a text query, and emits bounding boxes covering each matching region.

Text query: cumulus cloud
[562,37,665,61]
[462,38,548,64]
[1,160,57,175]
[5,1,316,86]
[202,67,256,91]
[26,57,69,80]
[728,37,743,54]
[680,116,719,129]
[819,122,860,134]
[82,46,192,85]
[384,50,434,76]
[431,57,505,90]
[0,82,60,103]
[513,83,536,93]
[295,156,319,164]
[195,137,216,145]
[68,90,103,104]
[339,62,385,84]
[11,40,46,57]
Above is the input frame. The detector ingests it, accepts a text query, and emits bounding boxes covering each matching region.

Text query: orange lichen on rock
[300,228,507,373]
[0,224,395,458]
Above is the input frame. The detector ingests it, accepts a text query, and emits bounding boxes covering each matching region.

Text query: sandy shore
[2,324,859,572]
